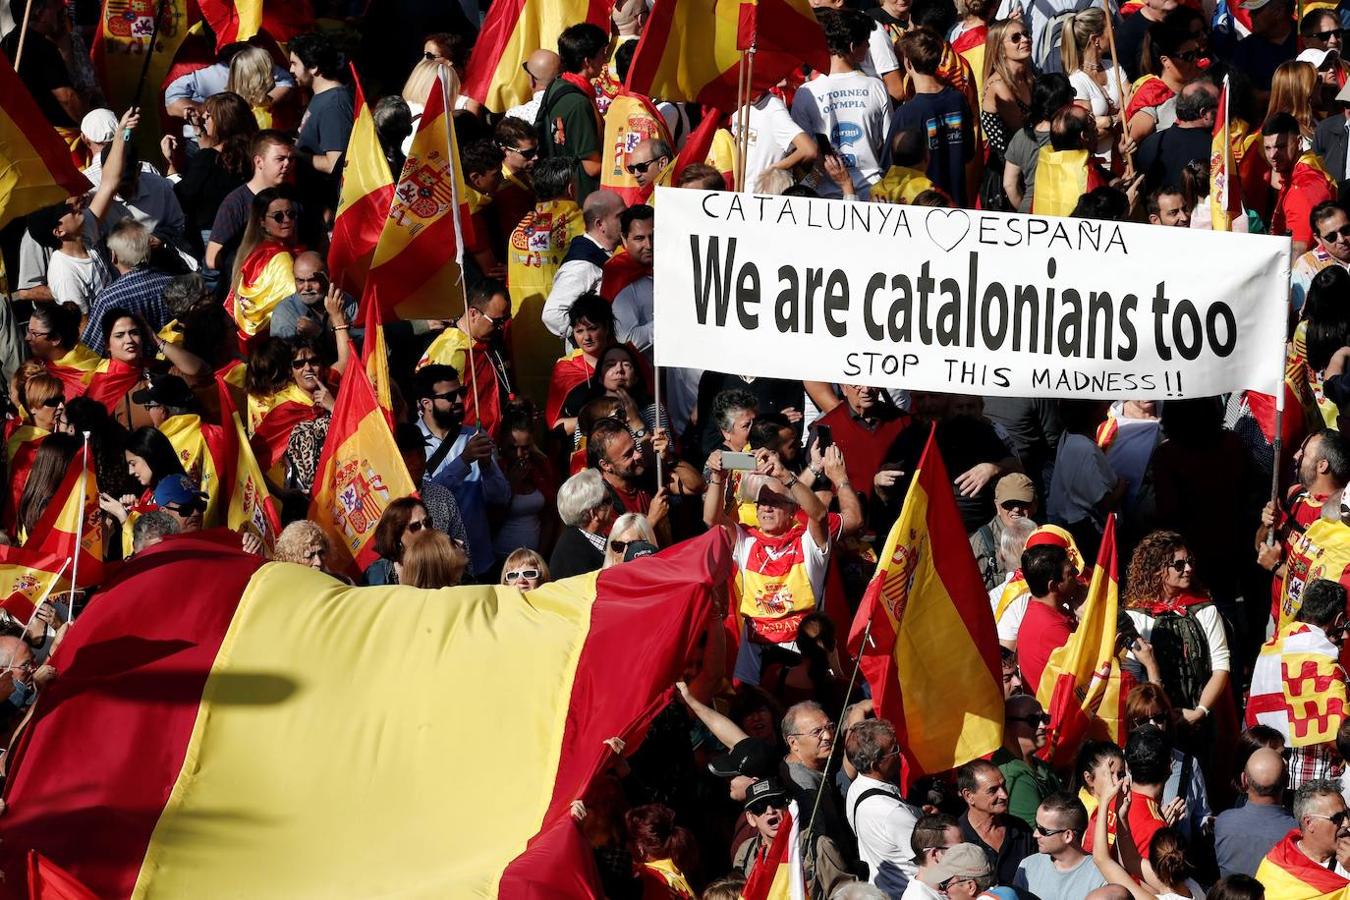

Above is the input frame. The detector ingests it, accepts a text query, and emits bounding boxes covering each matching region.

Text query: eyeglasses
[24,328,52,340]
[406,519,428,535]
[609,539,633,554]
[626,158,662,176]
[423,51,443,62]
[1309,28,1345,41]
[504,568,540,582]
[1034,824,1070,837]
[1000,500,1032,512]
[1308,811,1350,827]
[789,722,836,740]
[521,61,538,81]
[38,396,64,408]
[1007,31,1031,43]
[1322,224,1350,243]
[1009,712,1051,725]
[1166,557,1196,572]
[485,312,511,329]
[939,876,974,891]
[499,142,538,160]
[429,388,466,403]
[266,209,299,223]
[291,356,321,369]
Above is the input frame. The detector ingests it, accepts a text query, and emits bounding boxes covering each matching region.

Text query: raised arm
[89,108,140,224]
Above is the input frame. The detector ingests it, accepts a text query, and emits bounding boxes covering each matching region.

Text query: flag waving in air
[329,65,395,297]
[462,0,610,112]
[625,0,828,112]
[848,427,1004,788]
[363,71,473,321]
[0,55,90,229]
[23,446,104,588]
[196,0,314,50]
[1210,75,1245,232]
[1036,514,1124,766]
[308,353,416,575]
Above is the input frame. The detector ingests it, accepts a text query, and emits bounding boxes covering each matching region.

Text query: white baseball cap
[79,108,118,144]
[1298,47,1339,69]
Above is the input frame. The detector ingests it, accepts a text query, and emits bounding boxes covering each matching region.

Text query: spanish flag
[741,800,807,900]
[84,358,145,413]
[0,55,90,229]
[1276,518,1350,630]
[0,544,69,626]
[328,65,394,298]
[246,381,315,480]
[362,300,393,427]
[993,524,1083,625]
[4,424,46,532]
[1210,75,1244,232]
[213,377,281,547]
[27,851,97,900]
[417,327,503,438]
[364,71,473,322]
[626,0,828,113]
[43,345,102,399]
[461,0,610,113]
[644,110,725,201]
[601,91,672,204]
[1036,515,1122,766]
[848,426,1004,787]
[22,446,104,588]
[227,241,297,339]
[1030,149,1108,217]
[158,411,223,526]
[1255,829,1350,899]
[91,0,194,154]
[195,0,314,50]
[308,352,416,575]
[0,529,726,897]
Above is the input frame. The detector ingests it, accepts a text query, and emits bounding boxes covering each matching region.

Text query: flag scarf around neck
[23,446,104,587]
[227,241,297,337]
[91,0,193,154]
[625,0,828,112]
[847,426,1004,787]
[196,0,313,50]
[462,0,610,112]
[0,55,91,230]
[307,355,416,575]
[1036,514,1122,766]
[1246,620,1349,749]
[363,73,473,321]
[329,65,395,297]
[0,529,727,898]
[1254,829,1350,899]
[740,799,806,900]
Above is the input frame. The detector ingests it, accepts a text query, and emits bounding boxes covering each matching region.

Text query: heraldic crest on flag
[333,457,392,551]
[880,527,925,622]
[389,151,455,235]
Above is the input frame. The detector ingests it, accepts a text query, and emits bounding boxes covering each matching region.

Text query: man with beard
[588,417,669,535]
[415,365,509,583]
[606,205,654,357]
[269,252,358,340]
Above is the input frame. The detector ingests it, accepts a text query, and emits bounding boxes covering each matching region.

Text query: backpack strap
[851,786,899,822]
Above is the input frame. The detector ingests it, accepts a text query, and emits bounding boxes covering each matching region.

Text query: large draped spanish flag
[308,353,416,575]
[1255,829,1350,899]
[625,0,828,113]
[0,529,726,898]
[461,0,610,113]
[363,72,473,322]
[848,427,1004,788]
[1036,515,1123,767]
[22,446,104,588]
[329,65,394,297]
[195,0,314,50]
[0,55,90,229]
[91,0,194,156]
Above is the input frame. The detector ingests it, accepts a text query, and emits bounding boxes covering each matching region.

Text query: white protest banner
[653,187,1290,399]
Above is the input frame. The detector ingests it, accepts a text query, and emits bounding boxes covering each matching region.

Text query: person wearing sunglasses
[492,116,540,233]
[500,548,550,591]
[1292,202,1350,313]
[418,278,513,440]
[366,498,436,586]
[1013,793,1107,898]
[602,512,656,570]
[1255,780,1350,896]
[228,186,306,340]
[623,138,672,191]
[994,696,1062,828]
[1125,20,1207,146]
[152,473,208,534]
[1122,531,1230,737]
[732,778,856,898]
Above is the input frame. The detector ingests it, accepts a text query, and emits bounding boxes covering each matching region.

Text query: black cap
[743,777,790,811]
[709,737,775,779]
[624,540,658,563]
[131,373,196,409]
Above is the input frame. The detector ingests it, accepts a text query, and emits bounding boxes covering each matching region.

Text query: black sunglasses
[39,396,64,408]
[499,142,538,160]
[1322,224,1350,242]
[430,388,466,403]
[1034,824,1070,837]
[1309,28,1345,41]
[1172,49,1203,62]
[266,209,299,223]
[747,798,787,816]
[626,158,661,176]
[610,539,632,554]
[291,356,322,369]
[1166,557,1196,572]
[423,50,442,61]
[1000,500,1033,511]
[1010,713,1051,725]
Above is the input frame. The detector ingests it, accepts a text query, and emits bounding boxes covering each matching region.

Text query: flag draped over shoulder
[0,55,91,229]
[1277,519,1350,629]
[1031,149,1107,217]
[1036,515,1123,766]
[1246,619,1349,749]
[741,800,806,900]
[847,426,1004,787]
[364,72,472,322]
[196,0,313,50]
[601,92,672,203]
[1255,829,1350,899]
[0,530,727,899]
[329,65,394,297]
[23,446,103,587]
[462,0,610,112]
[626,0,828,112]
[308,357,416,575]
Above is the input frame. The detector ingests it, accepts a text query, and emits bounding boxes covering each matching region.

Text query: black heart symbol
[925,208,972,253]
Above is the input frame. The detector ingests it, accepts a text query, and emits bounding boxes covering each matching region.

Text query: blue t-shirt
[298,86,355,156]
[890,86,974,206]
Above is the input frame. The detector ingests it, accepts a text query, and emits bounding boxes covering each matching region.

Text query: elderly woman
[603,512,657,569]
[274,520,332,571]
[549,469,616,580]
[500,547,550,590]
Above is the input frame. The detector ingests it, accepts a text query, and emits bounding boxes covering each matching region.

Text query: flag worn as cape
[601,91,672,204]
[0,54,91,229]
[246,382,315,479]
[227,241,297,338]
[1278,518,1350,630]
[214,377,281,547]
[43,345,102,399]
[1031,149,1108,217]
[329,64,395,297]
[1247,620,1349,748]
[847,426,1004,788]
[0,529,727,898]
[1254,829,1350,899]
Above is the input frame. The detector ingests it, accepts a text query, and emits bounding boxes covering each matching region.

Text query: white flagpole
[67,432,91,624]
[20,558,71,638]
[653,363,665,489]
[440,65,482,431]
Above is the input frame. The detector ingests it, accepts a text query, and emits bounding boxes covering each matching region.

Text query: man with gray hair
[624,138,672,191]
[1136,79,1220,194]
[549,469,617,579]
[541,189,624,338]
[1255,778,1350,891]
[82,219,173,354]
[269,251,359,341]
[845,717,921,894]
[132,510,181,554]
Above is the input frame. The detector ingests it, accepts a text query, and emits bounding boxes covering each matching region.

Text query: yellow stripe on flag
[463,0,603,113]
[131,564,602,898]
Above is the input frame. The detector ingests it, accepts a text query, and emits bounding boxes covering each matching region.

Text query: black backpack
[1149,604,1213,709]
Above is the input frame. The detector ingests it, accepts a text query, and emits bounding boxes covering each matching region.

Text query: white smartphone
[723,451,756,471]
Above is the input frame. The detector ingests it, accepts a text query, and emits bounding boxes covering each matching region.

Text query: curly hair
[1123,529,1189,608]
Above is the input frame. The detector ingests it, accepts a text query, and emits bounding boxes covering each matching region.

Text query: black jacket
[548,527,606,580]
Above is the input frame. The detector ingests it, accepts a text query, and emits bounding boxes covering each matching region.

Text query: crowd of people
[7,0,1350,896]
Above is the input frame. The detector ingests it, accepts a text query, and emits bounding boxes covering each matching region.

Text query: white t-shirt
[733,94,806,194]
[732,520,833,603]
[791,70,892,197]
[1126,605,1231,672]
[901,880,944,900]
[996,587,1031,643]
[862,22,901,79]
[1047,432,1116,526]
[46,251,106,313]
[1157,880,1207,900]
[1069,66,1124,156]
[845,774,921,887]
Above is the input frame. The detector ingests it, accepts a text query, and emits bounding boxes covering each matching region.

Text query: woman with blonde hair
[1267,60,1319,148]
[401,59,460,155]
[227,45,278,128]
[1061,8,1122,154]
[398,529,467,589]
[603,512,657,569]
[500,548,550,590]
[274,520,331,571]
[979,19,1035,210]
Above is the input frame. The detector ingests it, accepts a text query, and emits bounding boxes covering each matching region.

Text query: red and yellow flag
[1036,514,1122,766]
[246,380,315,481]
[643,108,725,202]
[1210,75,1244,232]
[195,0,314,50]
[601,91,672,204]
[1031,149,1107,217]
[91,0,194,153]
[1255,829,1350,899]
[362,301,393,428]
[741,800,806,900]
[22,446,104,588]
[461,0,610,113]
[212,377,281,547]
[0,544,70,625]
[363,71,473,322]
[28,851,98,900]
[0,55,91,229]
[329,65,394,297]
[848,426,1004,787]
[0,529,726,898]
[626,0,828,113]
[157,412,223,525]
[308,354,416,574]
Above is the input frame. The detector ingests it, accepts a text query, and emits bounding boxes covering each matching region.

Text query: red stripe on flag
[461,0,530,104]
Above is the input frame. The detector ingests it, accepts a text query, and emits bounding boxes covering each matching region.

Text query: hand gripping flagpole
[653,363,665,489]
[440,65,483,430]
[67,432,91,624]
[19,558,71,640]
